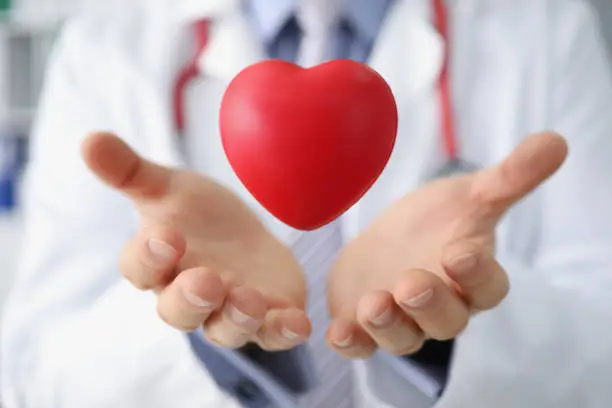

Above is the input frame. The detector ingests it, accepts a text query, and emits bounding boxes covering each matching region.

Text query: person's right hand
[81,132,310,351]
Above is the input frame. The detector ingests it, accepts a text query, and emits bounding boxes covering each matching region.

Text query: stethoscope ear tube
[173,19,212,136]
[432,0,459,163]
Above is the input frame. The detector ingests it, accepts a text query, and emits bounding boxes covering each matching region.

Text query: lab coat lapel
[199,0,446,100]
[368,0,444,181]
[144,0,265,170]
[136,72,186,169]
[197,7,267,83]
[343,0,445,239]
[368,0,443,109]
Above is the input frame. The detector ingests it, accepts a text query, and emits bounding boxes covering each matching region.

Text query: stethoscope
[172,0,475,178]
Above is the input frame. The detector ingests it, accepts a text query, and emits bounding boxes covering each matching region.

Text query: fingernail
[402,288,434,308]
[333,335,353,349]
[183,291,212,309]
[281,327,304,342]
[227,305,258,329]
[448,253,478,275]
[369,307,393,327]
[148,239,177,264]
[206,336,223,347]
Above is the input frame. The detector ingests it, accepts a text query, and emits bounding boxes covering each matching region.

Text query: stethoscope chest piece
[428,159,479,180]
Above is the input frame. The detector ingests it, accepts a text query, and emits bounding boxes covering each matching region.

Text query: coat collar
[173,0,496,25]
[182,0,445,109]
[172,0,481,25]
[244,0,394,46]
[149,0,474,169]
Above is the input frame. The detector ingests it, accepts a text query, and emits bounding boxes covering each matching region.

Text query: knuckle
[157,299,199,332]
[419,300,470,341]
[454,314,470,334]
[497,274,511,300]
[135,266,167,290]
[396,269,439,296]
[446,323,468,340]
[156,302,176,327]
[350,347,376,359]
[132,280,154,291]
[203,333,226,348]
[477,295,504,311]
[118,249,137,278]
[120,264,154,290]
[432,317,469,341]
[256,340,282,352]
[119,247,169,291]
[389,340,424,357]
[124,274,153,291]
[386,329,425,356]
[475,275,510,310]
[225,336,249,349]
[205,327,249,349]
[254,330,298,352]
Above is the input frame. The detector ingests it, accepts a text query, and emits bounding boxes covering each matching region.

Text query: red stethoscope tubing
[432,0,457,161]
[173,0,458,161]
[173,19,211,134]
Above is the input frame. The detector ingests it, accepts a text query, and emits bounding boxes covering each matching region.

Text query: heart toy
[219,59,398,230]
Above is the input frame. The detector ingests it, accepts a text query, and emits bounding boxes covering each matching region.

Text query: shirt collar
[244,0,294,43]
[245,0,394,45]
[345,0,394,43]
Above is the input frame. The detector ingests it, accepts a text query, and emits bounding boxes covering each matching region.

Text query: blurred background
[0,0,128,354]
[0,0,610,377]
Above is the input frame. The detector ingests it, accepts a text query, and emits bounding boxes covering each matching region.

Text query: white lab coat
[3,0,612,407]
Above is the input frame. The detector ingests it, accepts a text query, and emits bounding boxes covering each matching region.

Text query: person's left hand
[325,132,568,358]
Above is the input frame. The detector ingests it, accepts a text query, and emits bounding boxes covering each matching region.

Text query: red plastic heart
[220,59,398,231]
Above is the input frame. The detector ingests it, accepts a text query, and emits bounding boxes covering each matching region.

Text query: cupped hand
[326,132,568,358]
[82,132,310,351]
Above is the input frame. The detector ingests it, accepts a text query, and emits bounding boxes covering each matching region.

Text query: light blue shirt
[184,2,451,408]
[245,0,393,62]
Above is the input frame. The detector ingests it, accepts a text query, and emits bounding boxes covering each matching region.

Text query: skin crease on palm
[82,130,567,357]
[82,133,310,351]
[326,132,568,357]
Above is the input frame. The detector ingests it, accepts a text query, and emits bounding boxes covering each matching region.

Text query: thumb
[81,132,173,200]
[471,132,568,212]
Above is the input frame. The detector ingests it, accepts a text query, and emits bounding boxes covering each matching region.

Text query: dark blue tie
[265,16,370,63]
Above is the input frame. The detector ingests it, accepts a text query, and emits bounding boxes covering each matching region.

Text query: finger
[81,132,173,200]
[471,132,567,212]
[394,269,469,341]
[204,285,266,348]
[326,318,377,359]
[255,308,311,351]
[356,290,425,356]
[442,242,510,311]
[157,267,226,331]
[119,224,186,290]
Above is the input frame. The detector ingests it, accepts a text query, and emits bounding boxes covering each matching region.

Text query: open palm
[326,133,568,357]
[83,132,310,350]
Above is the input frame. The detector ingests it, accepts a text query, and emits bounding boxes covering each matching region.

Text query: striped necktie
[291,2,355,406]
[291,221,354,408]
[295,0,340,66]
